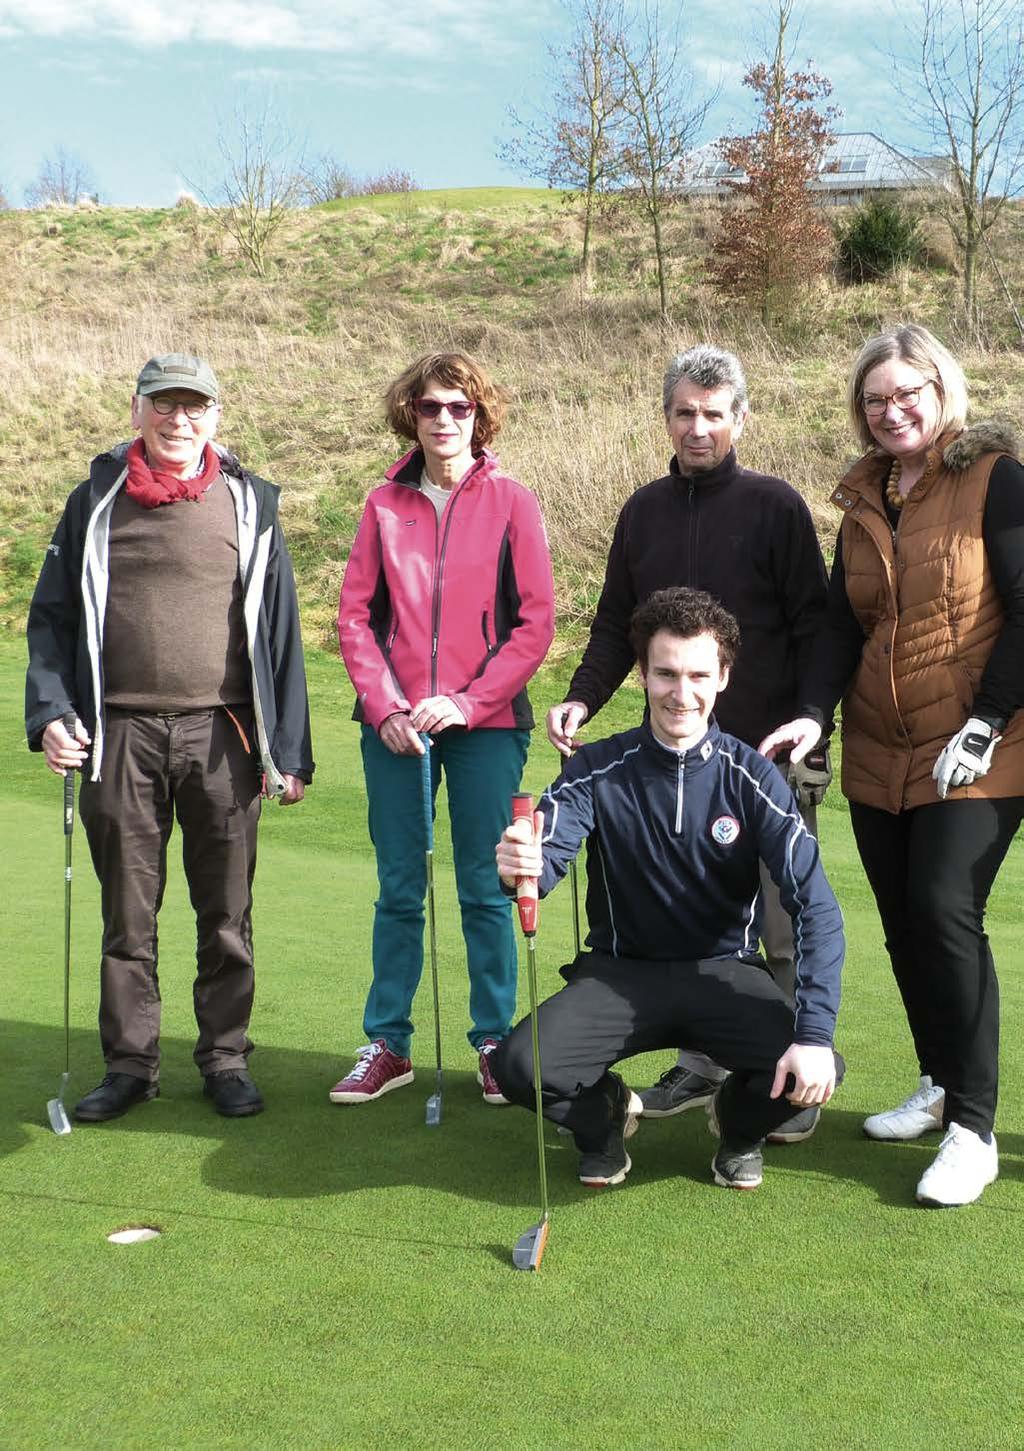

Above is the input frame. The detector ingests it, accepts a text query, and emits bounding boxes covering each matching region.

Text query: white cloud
[0,0,551,55]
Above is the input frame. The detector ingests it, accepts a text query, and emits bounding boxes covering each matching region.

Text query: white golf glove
[932,717,1001,800]
[788,744,832,809]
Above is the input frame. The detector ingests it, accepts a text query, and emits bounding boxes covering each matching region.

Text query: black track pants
[492,950,839,1148]
[849,795,1024,1135]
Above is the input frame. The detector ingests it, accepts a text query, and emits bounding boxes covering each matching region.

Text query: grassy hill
[2,189,1023,647]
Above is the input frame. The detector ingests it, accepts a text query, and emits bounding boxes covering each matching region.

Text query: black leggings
[849,796,1024,1135]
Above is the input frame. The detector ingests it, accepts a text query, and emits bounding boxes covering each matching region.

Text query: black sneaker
[639,1065,723,1117]
[74,1072,159,1122]
[766,1105,820,1144]
[203,1069,264,1117]
[712,1141,764,1190]
[577,1083,641,1187]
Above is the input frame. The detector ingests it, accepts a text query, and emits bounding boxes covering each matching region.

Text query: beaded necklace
[884,458,904,511]
[884,449,940,511]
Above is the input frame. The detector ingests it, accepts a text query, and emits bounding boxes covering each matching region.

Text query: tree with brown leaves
[709,2,836,324]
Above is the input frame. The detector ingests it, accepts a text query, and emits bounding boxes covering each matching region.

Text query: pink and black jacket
[339,447,555,732]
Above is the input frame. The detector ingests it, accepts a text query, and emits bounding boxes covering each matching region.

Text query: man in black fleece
[547,344,830,1129]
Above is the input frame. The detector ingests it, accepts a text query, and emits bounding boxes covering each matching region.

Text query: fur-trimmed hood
[943,420,1021,471]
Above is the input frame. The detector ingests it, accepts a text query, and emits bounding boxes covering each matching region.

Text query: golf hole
[107,1226,162,1245]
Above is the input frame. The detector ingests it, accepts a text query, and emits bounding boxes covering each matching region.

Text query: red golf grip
[511,793,540,936]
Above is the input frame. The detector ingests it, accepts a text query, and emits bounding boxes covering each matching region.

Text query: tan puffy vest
[832,424,1024,812]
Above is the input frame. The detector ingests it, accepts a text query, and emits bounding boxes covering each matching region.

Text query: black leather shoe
[203,1069,264,1117]
[74,1072,159,1122]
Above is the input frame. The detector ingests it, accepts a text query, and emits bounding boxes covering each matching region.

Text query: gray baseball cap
[136,353,220,401]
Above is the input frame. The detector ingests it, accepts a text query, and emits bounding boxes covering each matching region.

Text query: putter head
[512,1217,549,1271]
[47,1074,72,1136]
[425,1093,442,1126]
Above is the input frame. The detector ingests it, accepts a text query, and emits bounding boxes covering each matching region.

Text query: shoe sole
[329,1069,414,1103]
[210,1099,265,1117]
[916,1173,997,1208]
[712,1157,762,1190]
[864,1117,943,1141]
[579,1153,632,1188]
[74,1085,159,1122]
[640,1093,714,1118]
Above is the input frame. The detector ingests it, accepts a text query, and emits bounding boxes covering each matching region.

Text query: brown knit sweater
[102,476,250,710]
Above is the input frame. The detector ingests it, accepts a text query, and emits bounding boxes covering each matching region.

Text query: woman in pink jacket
[331,352,555,1107]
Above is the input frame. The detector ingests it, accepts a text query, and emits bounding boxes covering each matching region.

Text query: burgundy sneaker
[477,1038,510,1105]
[329,1040,414,1103]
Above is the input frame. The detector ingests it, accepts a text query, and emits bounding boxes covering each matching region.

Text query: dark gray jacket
[25,442,314,791]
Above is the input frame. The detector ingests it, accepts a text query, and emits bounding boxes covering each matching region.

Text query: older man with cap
[25,353,314,1121]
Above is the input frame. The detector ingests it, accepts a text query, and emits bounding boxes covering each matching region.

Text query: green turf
[320,187,569,216]
[2,637,1023,1449]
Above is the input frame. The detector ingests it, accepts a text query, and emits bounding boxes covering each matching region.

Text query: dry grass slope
[2,195,1023,646]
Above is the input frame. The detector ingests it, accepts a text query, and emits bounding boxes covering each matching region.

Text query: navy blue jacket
[535,721,844,1046]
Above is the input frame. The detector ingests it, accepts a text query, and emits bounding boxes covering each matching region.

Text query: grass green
[2,637,1023,1449]
[320,188,570,215]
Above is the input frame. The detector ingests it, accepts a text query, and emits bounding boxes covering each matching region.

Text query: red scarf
[124,438,221,508]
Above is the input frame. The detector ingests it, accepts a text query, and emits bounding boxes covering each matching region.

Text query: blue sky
[0,0,935,206]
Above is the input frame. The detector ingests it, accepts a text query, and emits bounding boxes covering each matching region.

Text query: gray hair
[847,324,969,452]
[663,344,748,419]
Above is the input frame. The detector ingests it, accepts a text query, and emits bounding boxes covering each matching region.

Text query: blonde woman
[762,324,1024,1208]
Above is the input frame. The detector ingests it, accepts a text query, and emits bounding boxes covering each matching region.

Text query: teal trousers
[359,724,529,1056]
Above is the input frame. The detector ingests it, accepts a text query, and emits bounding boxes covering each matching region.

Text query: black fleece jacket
[568,450,828,746]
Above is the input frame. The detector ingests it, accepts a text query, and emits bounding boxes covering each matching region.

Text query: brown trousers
[78,707,262,1080]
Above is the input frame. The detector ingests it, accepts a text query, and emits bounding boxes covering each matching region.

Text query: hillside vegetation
[2,191,1023,648]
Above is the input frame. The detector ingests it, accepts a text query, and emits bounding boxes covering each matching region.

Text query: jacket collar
[668,448,739,490]
[640,717,722,772]
[387,445,497,489]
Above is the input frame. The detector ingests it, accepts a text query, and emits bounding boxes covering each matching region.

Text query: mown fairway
[2,638,1023,1450]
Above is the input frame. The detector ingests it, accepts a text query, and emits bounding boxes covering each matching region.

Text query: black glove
[788,744,832,809]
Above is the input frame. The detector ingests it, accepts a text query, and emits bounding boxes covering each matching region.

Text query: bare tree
[612,3,713,320]
[197,103,303,277]
[499,0,625,282]
[906,0,1024,320]
[24,147,97,207]
[360,169,417,195]
[709,1,836,323]
[300,154,358,205]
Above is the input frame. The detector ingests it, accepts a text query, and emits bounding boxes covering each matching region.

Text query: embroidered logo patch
[711,815,740,846]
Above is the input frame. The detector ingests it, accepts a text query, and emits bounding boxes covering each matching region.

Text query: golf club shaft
[62,711,75,1079]
[524,932,549,1222]
[511,793,549,1224]
[420,737,442,1097]
[569,858,581,959]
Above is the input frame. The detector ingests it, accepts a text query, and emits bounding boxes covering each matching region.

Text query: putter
[420,736,443,1127]
[510,793,550,1271]
[46,712,76,1136]
[564,747,582,960]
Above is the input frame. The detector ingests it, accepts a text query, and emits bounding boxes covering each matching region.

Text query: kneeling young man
[492,587,844,1190]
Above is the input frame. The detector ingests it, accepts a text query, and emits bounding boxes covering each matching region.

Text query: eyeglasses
[414,398,476,421]
[862,382,934,418]
[149,396,215,420]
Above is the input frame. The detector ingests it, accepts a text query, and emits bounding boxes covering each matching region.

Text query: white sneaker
[915,1122,998,1207]
[863,1075,945,1140]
